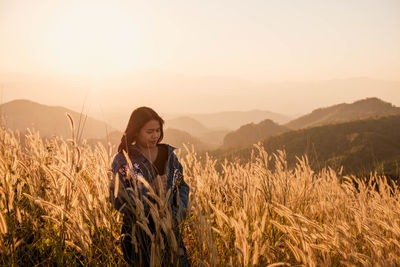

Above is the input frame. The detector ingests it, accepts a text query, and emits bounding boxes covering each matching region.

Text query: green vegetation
[222,119,288,149]
[213,115,400,179]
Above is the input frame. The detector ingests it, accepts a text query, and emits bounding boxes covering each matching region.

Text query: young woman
[109,107,190,266]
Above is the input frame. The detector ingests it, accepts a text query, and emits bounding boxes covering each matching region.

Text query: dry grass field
[1,122,400,266]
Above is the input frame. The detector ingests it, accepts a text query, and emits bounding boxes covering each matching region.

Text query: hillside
[165,116,211,137]
[214,115,400,178]
[187,110,291,130]
[285,97,400,130]
[0,99,114,139]
[0,100,213,152]
[198,129,230,146]
[222,119,288,149]
[163,128,215,151]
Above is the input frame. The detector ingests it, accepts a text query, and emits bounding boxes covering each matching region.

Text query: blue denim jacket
[109,143,190,222]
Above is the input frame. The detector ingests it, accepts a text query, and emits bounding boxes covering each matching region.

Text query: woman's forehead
[142,119,161,130]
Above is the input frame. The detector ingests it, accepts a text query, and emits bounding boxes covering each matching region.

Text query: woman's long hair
[118,107,164,153]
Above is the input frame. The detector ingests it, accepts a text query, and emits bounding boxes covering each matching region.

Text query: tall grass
[183,147,400,266]
[1,122,400,266]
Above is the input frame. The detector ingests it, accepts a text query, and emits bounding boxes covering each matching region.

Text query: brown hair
[117,106,164,153]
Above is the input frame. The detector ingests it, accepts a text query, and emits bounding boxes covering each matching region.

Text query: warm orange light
[49,2,144,76]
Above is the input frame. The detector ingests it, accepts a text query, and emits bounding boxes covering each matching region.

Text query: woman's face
[135,119,161,149]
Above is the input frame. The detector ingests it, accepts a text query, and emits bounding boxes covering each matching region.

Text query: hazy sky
[1,0,400,81]
[0,0,399,115]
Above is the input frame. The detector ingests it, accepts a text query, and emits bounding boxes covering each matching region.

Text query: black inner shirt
[152,145,168,175]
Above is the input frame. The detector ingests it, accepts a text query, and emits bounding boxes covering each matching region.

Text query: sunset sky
[0,0,399,115]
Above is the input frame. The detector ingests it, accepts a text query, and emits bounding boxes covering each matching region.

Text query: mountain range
[0,99,114,140]
[0,99,292,151]
[2,97,400,177]
[213,114,400,179]
[215,97,399,149]
[182,110,291,130]
[222,119,288,149]
[3,73,400,118]
[285,97,400,130]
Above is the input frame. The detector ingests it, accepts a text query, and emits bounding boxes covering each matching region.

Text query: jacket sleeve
[109,153,136,213]
[171,153,190,222]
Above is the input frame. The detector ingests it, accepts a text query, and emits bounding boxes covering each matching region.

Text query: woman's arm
[171,153,190,222]
[109,153,137,213]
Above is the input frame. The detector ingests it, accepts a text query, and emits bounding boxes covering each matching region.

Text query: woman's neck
[136,144,158,163]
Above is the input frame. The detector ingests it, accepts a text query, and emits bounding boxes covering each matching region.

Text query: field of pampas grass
[1,122,400,266]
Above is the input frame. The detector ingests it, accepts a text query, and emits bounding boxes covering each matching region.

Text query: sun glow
[49,2,145,76]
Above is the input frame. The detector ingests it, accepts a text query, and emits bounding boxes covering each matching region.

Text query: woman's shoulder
[111,152,127,170]
[111,151,140,169]
[112,146,152,169]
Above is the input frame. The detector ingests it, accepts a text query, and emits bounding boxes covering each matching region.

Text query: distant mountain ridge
[213,114,400,178]
[0,99,221,152]
[222,119,288,149]
[0,99,114,139]
[165,116,229,146]
[285,97,400,130]
[166,116,211,136]
[187,110,291,130]
[163,128,215,151]
[4,97,400,166]
[4,73,400,119]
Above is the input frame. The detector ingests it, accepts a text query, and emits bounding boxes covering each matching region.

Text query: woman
[109,107,190,266]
